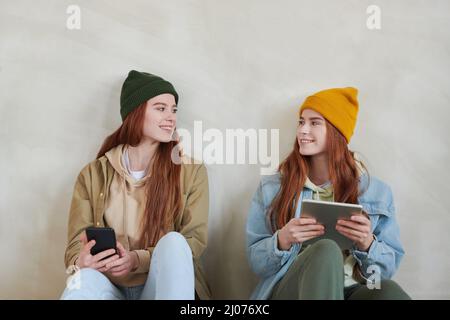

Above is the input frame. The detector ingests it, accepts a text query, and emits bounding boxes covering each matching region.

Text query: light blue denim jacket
[246,173,404,299]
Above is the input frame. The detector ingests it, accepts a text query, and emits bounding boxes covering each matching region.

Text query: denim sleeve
[246,180,295,278]
[352,187,405,280]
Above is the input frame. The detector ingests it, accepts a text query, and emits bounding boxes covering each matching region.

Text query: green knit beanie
[120,70,179,121]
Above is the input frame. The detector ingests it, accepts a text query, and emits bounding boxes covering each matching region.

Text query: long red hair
[96,103,182,248]
[267,120,368,232]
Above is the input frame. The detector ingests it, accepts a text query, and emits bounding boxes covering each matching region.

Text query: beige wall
[1,0,449,299]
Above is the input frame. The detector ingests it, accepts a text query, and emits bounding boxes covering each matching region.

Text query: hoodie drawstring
[121,176,130,249]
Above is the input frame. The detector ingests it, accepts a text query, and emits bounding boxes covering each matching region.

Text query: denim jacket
[246,173,404,299]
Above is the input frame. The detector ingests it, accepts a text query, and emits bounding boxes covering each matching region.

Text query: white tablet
[300,199,363,250]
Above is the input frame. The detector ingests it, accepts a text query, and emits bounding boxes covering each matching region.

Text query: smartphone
[85,227,117,258]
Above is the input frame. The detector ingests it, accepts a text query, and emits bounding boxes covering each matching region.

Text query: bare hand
[336,214,374,251]
[278,217,325,250]
[104,242,139,277]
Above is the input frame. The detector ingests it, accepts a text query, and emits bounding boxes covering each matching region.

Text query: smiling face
[142,93,177,143]
[297,108,327,156]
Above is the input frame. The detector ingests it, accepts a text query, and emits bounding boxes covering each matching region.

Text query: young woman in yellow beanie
[246,87,410,300]
[61,70,211,300]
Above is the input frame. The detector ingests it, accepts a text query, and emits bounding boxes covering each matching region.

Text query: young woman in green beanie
[61,70,211,300]
[246,87,411,300]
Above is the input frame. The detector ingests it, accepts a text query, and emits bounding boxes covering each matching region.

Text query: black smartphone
[85,227,117,258]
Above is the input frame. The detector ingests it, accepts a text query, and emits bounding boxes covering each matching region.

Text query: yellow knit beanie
[299,87,359,143]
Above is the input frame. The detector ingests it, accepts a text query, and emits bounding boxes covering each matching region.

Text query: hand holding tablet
[300,199,364,250]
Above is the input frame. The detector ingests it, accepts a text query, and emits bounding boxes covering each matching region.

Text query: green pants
[270,239,411,300]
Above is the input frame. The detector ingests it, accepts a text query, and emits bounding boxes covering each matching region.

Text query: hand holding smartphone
[75,227,120,271]
[85,227,117,259]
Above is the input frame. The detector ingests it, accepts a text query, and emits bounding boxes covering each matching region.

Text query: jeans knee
[62,268,115,299]
[75,268,111,288]
[78,267,107,281]
[156,232,192,258]
[159,231,188,246]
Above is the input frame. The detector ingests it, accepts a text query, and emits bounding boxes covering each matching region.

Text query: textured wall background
[1,0,449,299]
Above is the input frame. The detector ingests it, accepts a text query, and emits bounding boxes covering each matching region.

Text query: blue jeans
[61,232,195,300]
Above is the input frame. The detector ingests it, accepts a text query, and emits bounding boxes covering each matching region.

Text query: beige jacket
[64,144,211,299]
